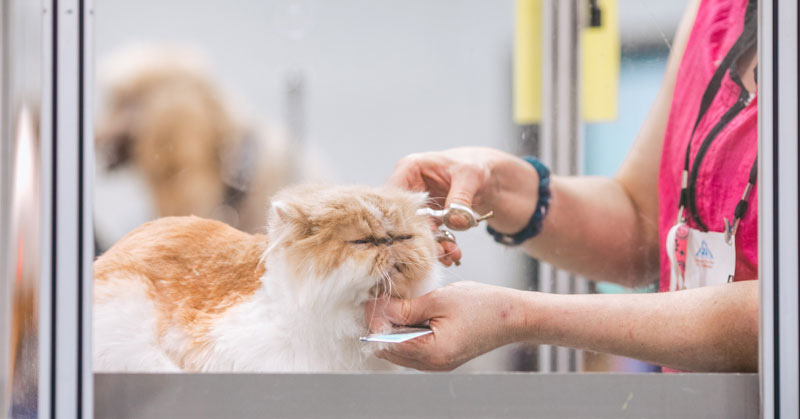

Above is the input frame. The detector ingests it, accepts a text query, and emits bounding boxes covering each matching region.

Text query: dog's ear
[96,108,134,170]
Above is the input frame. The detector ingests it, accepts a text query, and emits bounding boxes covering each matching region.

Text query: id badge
[666,222,736,291]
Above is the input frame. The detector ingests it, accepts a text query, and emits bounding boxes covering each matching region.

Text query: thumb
[382,296,432,327]
[444,167,484,230]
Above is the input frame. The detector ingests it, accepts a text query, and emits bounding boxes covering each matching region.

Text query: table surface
[95,372,759,418]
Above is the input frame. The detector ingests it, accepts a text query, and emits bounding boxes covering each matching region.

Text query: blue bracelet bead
[486,156,551,246]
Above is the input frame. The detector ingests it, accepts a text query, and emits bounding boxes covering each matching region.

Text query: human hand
[364,281,526,371]
[389,148,540,263]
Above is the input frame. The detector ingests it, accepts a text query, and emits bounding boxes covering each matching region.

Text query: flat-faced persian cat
[93,185,439,372]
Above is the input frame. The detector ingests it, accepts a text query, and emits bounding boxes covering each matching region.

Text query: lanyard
[677,0,758,234]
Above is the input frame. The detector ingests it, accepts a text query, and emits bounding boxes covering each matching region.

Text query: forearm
[511,0,703,286]
[508,280,758,372]
[521,175,659,286]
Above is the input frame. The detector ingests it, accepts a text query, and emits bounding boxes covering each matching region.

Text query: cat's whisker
[399,254,469,283]
[395,252,440,263]
[440,267,469,283]
[423,197,445,209]
[399,254,439,264]
[380,269,394,298]
[367,286,380,332]
[381,271,389,297]
[380,269,397,299]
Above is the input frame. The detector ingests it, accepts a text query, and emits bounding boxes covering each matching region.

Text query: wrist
[505,290,562,346]
[487,156,549,245]
[500,288,544,345]
[486,156,540,233]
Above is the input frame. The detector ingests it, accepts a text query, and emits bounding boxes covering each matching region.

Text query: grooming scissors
[417,203,494,266]
[416,203,494,231]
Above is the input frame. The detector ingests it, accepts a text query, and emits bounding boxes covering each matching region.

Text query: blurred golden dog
[96,45,317,237]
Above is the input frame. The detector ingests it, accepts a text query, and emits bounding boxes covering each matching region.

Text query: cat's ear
[270,200,305,224]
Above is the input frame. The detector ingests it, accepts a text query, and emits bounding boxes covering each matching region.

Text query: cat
[93,185,440,372]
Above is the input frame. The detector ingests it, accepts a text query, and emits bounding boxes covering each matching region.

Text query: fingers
[379,295,432,327]
[444,165,488,230]
[375,335,457,372]
[387,154,426,190]
[436,241,462,266]
[376,348,433,371]
[440,240,462,265]
[364,295,433,334]
[436,242,452,266]
[364,297,394,332]
[374,332,442,371]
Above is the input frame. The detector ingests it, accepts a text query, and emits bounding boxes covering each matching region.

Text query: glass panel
[92,0,756,381]
[1,0,44,416]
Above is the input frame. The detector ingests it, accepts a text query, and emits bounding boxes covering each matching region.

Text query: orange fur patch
[94,216,266,368]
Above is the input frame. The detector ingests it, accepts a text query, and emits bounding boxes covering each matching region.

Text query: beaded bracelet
[486,156,551,246]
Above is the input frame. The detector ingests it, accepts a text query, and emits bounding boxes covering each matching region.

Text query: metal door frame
[759,0,799,418]
[40,0,94,417]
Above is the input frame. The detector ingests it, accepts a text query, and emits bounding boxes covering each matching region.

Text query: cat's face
[268,185,437,299]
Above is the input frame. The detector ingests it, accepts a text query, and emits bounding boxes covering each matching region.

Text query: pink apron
[658,0,758,294]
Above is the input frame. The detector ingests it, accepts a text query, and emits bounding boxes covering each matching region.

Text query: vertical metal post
[759,0,799,417]
[81,2,95,415]
[773,0,799,414]
[0,1,8,413]
[40,2,55,415]
[48,0,93,417]
[538,0,585,373]
[758,2,775,416]
[536,0,555,373]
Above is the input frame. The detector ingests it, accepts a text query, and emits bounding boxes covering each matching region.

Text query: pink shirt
[658,0,758,292]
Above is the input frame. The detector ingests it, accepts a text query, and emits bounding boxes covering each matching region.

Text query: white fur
[93,276,181,372]
[93,249,439,372]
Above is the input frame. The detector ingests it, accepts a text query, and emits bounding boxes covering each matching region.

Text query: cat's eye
[347,235,411,245]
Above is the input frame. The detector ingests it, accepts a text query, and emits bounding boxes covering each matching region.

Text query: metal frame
[39,2,55,416]
[0,0,8,412]
[759,0,799,418]
[537,0,588,373]
[3,1,50,415]
[42,0,94,417]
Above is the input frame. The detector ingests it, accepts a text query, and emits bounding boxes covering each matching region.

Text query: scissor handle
[442,203,478,231]
[417,203,494,231]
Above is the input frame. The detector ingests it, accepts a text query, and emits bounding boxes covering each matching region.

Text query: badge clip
[723,217,738,245]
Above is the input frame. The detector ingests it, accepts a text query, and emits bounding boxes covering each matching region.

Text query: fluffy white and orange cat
[93,185,439,372]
